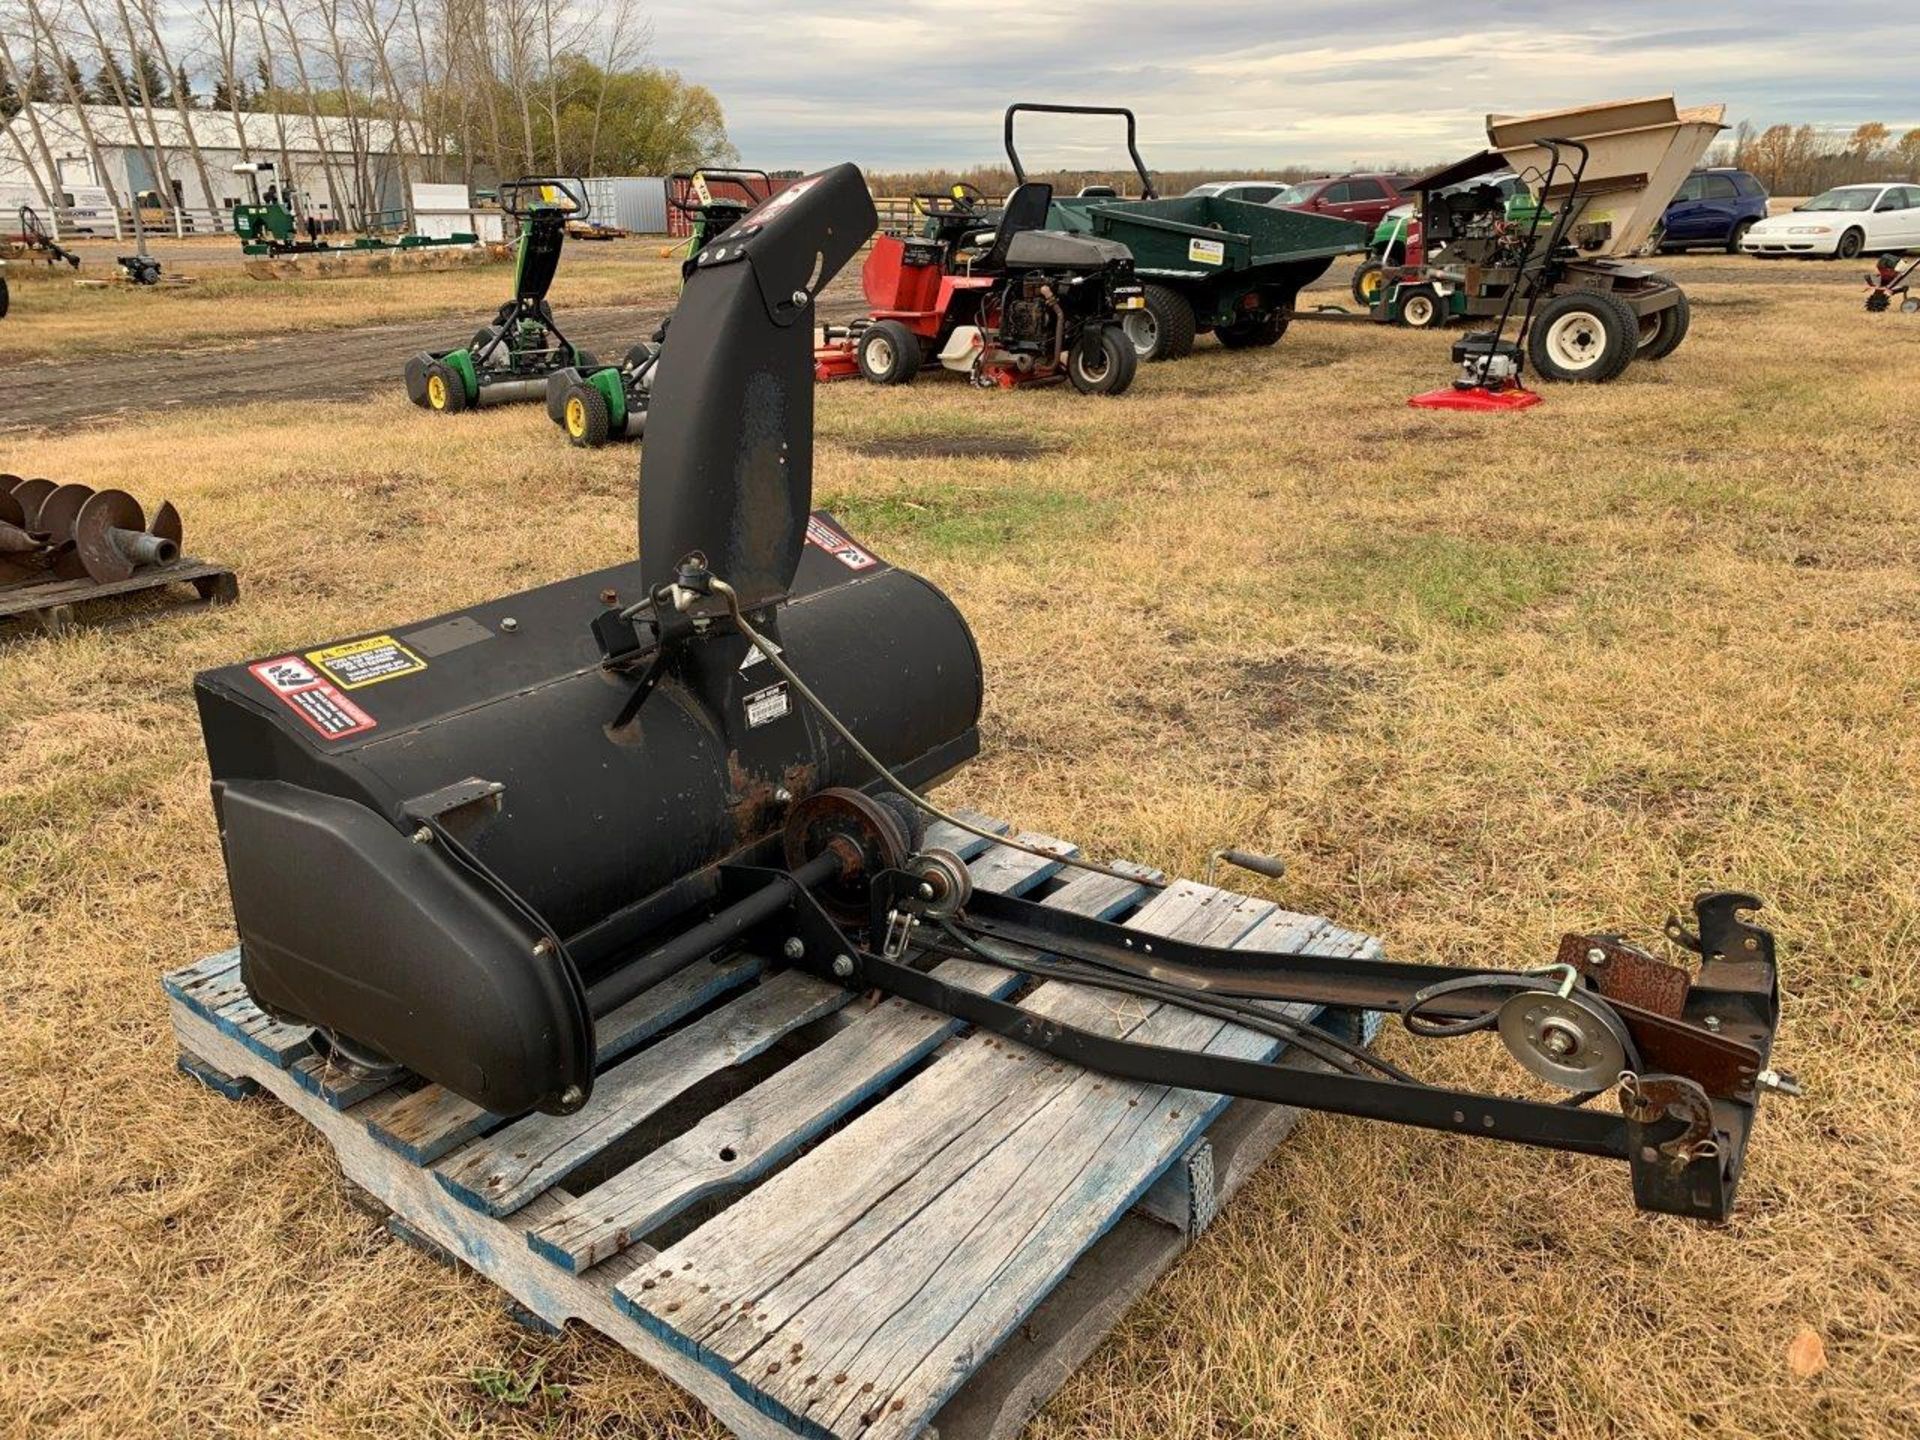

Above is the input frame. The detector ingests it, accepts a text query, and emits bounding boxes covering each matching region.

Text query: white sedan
[1741,183,1920,259]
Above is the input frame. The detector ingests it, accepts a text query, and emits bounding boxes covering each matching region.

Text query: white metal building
[0,102,418,229]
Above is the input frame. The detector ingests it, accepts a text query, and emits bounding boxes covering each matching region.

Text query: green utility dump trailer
[1005,104,1369,359]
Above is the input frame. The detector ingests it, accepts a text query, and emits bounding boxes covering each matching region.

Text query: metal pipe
[585,848,842,1016]
[110,527,176,566]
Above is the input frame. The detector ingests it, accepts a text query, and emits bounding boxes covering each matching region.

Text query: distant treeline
[871,120,1920,200]
[1709,122,1920,195]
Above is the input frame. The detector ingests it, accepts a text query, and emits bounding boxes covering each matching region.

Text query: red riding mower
[814,181,1145,394]
[1866,253,1919,313]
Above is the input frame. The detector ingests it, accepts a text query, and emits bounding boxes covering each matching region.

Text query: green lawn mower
[404,178,596,414]
[544,167,772,447]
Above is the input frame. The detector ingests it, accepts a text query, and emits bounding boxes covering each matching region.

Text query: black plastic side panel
[220,780,593,1116]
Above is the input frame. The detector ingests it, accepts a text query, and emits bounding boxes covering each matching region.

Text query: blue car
[1658,168,1770,253]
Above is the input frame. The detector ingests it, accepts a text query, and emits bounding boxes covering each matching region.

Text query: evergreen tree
[93,55,130,106]
[1,70,17,122]
[63,53,86,101]
[212,76,238,113]
[26,60,58,104]
[135,48,170,104]
[173,63,194,109]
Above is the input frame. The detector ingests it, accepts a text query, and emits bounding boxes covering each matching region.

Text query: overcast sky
[645,1,1919,171]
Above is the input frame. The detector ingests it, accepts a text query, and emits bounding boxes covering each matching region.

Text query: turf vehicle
[546,168,774,447]
[1373,96,1725,383]
[814,179,1146,394]
[233,161,478,260]
[405,179,596,414]
[1350,173,1528,307]
[1004,104,1369,361]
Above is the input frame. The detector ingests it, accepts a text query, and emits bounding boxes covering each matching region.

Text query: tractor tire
[1122,284,1196,361]
[545,368,580,424]
[856,320,920,385]
[1066,326,1138,395]
[1726,219,1754,254]
[1397,285,1447,329]
[1528,290,1637,383]
[1638,288,1691,361]
[563,383,611,448]
[1834,228,1866,261]
[1215,310,1288,349]
[423,359,469,413]
[403,352,433,407]
[1351,260,1387,307]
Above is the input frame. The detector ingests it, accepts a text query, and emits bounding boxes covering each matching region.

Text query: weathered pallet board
[165,814,1384,1440]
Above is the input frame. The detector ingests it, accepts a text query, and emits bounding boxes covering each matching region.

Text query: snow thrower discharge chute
[196,163,1792,1223]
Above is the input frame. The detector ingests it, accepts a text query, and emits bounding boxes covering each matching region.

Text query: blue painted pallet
[164,813,1384,1440]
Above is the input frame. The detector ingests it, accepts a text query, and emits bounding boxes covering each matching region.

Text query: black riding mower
[405,178,597,414]
[545,168,776,448]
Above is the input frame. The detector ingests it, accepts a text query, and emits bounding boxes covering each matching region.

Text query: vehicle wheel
[1639,288,1691,361]
[424,359,469,412]
[545,368,579,423]
[1835,228,1866,261]
[1122,284,1196,361]
[1067,326,1138,395]
[564,383,611,447]
[1397,285,1447,329]
[625,342,660,371]
[1527,291,1637,383]
[1350,260,1387,307]
[1902,296,1920,314]
[572,347,598,369]
[1215,310,1288,348]
[403,352,433,407]
[856,319,920,384]
[1726,219,1754,254]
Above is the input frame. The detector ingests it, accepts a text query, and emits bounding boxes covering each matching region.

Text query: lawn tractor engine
[197,161,1792,1224]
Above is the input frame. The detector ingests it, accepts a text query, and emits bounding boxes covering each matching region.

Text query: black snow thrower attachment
[196,164,1791,1222]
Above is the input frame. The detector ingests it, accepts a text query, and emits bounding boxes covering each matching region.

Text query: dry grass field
[1,235,683,361]
[2,250,1917,1440]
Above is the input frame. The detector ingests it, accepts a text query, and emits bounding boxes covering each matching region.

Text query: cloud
[643,1,1919,169]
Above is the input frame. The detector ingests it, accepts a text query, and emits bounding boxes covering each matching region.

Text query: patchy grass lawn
[1,237,684,361]
[1,257,1917,1439]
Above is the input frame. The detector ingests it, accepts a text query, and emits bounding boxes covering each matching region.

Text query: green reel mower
[405,177,597,414]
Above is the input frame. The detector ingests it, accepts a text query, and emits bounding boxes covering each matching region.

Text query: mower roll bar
[667,167,775,213]
[499,176,589,220]
[1004,103,1157,199]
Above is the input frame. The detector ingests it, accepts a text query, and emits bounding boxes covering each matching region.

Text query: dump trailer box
[1488,95,1727,258]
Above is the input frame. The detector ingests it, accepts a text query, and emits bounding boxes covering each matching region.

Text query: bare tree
[194,0,252,161]
[100,0,181,213]
[20,0,128,215]
[583,0,646,175]
[0,19,62,210]
[347,0,426,221]
[308,0,374,219]
[264,0,353,223]
[128,0,219,220]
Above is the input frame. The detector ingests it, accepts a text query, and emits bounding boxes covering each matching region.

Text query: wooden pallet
[165,813,1386,1440]
[0,559,237,636]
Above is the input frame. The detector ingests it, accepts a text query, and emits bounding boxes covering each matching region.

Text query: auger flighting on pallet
[195,163,1792,1224]
[0,475,181,586]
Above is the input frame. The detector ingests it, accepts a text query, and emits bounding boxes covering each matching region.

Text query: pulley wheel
[312,1027,407,1083]
[1496,987,1635,1093]
[909,848,972,920]
[73,489,146,583]
[33,483,95,545]
[10,478,56,531]
[149,499,183,548]
[783,786,913,921]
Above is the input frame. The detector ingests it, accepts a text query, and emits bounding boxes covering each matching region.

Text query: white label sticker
[1188,237,1226,265]
[745,683,791,728]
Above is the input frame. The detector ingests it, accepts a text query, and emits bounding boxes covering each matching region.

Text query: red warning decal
[249,655,377,740]
[806,515,877,570]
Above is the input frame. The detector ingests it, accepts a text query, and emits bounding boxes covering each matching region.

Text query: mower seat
[1001,230,1131,270]
[977,182,1056,272]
